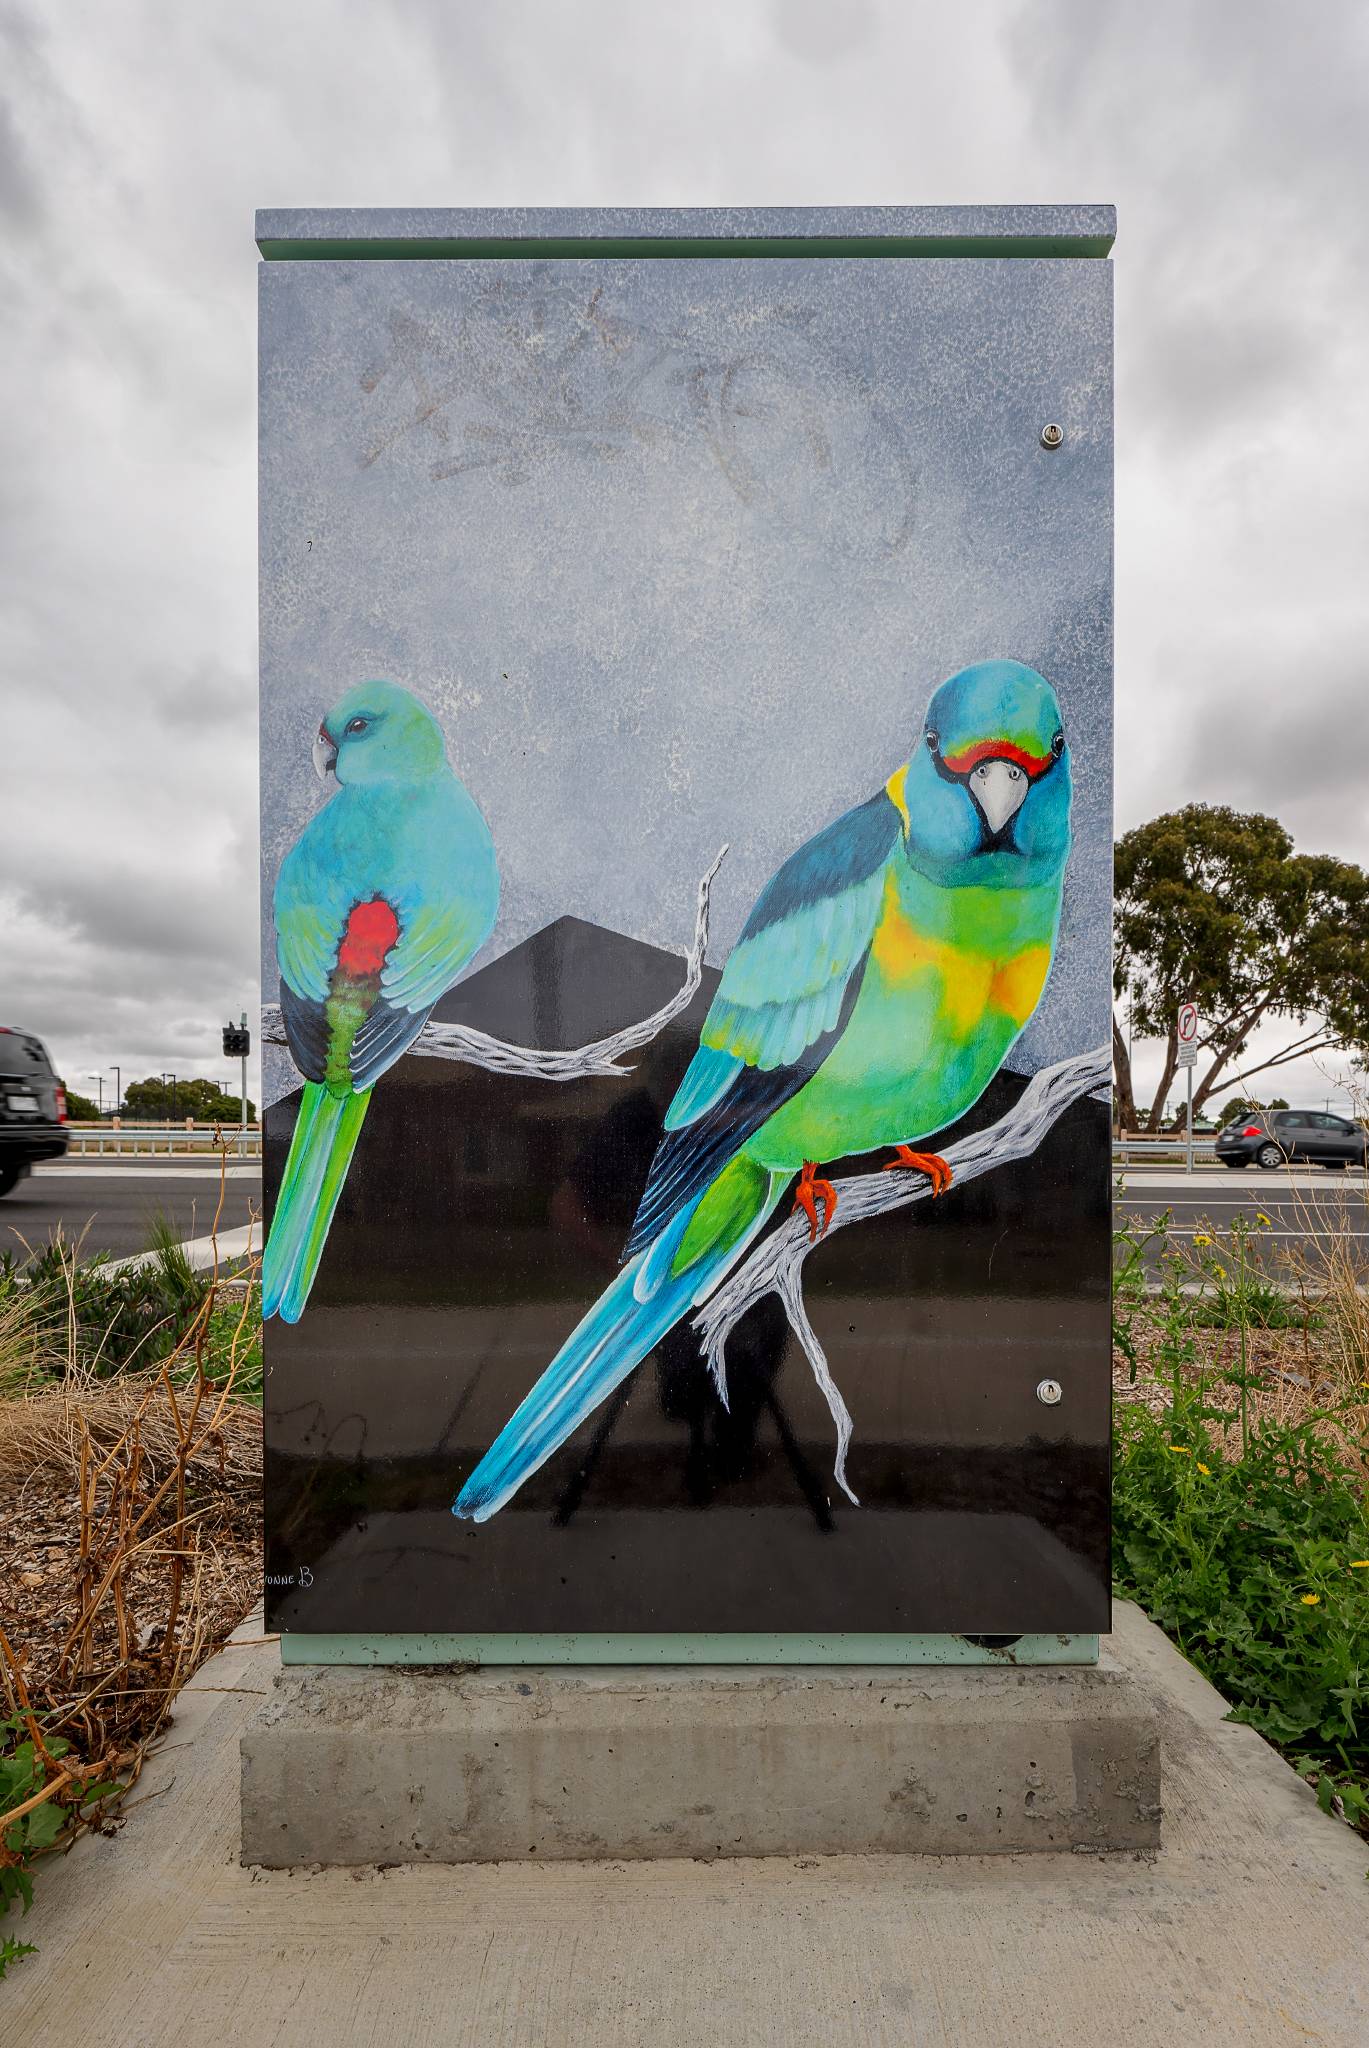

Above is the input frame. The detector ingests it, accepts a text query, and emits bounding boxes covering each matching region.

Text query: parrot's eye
[924,728,940,755]
[345,717,368,736]
[1051,729,1065,759]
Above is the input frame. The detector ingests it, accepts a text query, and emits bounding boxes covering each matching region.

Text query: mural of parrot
[263,681,499,1324]
[453,658,1072,1521]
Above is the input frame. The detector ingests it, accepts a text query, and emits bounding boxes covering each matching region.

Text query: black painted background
[264,918,1111,1638]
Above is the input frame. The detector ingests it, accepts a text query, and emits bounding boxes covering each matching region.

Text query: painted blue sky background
[259,250,1111,1106]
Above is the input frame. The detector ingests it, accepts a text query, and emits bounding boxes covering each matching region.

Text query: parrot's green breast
[748,856,1062,1171]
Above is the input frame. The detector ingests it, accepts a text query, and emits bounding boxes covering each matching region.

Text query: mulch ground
[1112,1315,1368,1478]
[0,1385,263,1751]
[0,1318,1356,1730]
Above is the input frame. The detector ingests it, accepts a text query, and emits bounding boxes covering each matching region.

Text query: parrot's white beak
[312,725,339,782]
[968,757,1030,836]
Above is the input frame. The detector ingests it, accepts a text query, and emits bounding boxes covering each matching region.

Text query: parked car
[0,1026,69,1195]
[1215,1107,1368,1171]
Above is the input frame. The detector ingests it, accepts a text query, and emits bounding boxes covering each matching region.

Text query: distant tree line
[1113,805,1369,1133]
[63,1077,257,1123]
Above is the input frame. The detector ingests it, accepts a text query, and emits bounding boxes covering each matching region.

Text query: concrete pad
[6,1602,1368,2047]
[240,1652,1160,1862]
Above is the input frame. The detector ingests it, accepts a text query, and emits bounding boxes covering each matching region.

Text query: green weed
[1,1708,122,1977]
[0,1219,213,1385]
[1113,1205,1369,1834]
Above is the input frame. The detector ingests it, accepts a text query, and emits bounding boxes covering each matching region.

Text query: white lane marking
[1119,1172,1367,1190]
[30,1166,258,1181]
[1114,1196,1360,1212]
[1122,1195,1366,1208]
[1114,1179,1360,1196]
[1155,1220,1369,1236]
[110,1224,257,1275]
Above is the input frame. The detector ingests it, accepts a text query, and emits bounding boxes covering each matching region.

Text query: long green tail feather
[263,1083,370,1323]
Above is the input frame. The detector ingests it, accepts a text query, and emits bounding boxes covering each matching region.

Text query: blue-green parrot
[453,658,1071,1520]
[263,681,499,1323]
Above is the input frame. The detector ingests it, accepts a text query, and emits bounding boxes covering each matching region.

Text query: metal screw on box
[1036,1378,1063,1406]
[1040,422,1064,449]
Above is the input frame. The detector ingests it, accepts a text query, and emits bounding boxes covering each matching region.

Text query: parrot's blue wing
[273,847,351,1083]
[275,853,346,1007]
[277,979,331,1084]
[624,790,902,1256]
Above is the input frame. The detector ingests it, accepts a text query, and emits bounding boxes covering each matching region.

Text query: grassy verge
[1113,1193,1369,1834]
[0,1161,262,1977]
[5,1164,1366,1974]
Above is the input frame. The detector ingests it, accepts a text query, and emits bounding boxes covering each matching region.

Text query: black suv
[1215,1108,1368,1171]
[0,1027,69,1195]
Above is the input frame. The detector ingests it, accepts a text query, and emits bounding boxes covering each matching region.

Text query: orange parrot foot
[792,1161,838,1242]
[883,1146,954,1197]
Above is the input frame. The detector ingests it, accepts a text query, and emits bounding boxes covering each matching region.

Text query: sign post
[222,1017,251,1137]
[1176,1003,1199,1174]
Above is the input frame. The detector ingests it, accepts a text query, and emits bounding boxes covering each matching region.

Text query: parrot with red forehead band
[453,658,1072,1521]
[263,681,499,1323]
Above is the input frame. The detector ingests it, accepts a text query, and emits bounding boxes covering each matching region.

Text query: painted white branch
[261,846,727,1082]
[694,1043,1112,1506]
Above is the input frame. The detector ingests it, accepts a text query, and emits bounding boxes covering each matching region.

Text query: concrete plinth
[240,1654,1160,1864]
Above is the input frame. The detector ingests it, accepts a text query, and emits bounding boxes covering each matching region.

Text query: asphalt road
[5,1160,1363,1274]
[2,1161,261,1264]
[1117,1166,1369,1279]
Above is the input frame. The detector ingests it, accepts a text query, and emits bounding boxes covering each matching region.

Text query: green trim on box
[258,233,1115,265]
[280,1632,1100,1667]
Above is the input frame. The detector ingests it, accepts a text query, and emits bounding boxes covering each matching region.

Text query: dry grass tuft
[0,1150,264,1887]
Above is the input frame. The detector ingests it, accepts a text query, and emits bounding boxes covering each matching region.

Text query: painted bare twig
[692,1043,1112,1506]
[261,846,727,1083]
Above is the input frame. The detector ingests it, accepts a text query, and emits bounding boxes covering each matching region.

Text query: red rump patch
[942,738,1052,778]
[337,898,400,977]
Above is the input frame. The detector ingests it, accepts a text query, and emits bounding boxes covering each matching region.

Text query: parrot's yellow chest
[749,861,1059,1171]
[871,884,1051,1033]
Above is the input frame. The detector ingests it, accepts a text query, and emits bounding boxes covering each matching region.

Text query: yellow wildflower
[1196,1462,1211,1476]
[1214,1264,1227,1280]
[1350,1561,1369,1571]
[1300,1594,1320,1607]
[1256,1213,1271,1227]
[1167,1445,1190,1456]
[1194,1233,1212,1247]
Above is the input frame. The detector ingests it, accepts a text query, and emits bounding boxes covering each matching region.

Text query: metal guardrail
[1112,1136,1368,1176]
[63,1124,262,1158]
[1112,1135,1217,1165]
[52,1127,1363,1173]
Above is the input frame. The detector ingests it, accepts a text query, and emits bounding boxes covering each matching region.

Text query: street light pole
[89,1073,103,1115]
[109,1065,121,1117]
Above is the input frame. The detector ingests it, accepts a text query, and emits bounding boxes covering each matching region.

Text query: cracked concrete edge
[1108,1599,1369,1878]
[239,1627,1164,1863]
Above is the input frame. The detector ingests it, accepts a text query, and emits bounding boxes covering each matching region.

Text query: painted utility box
[257,207,1114,1661]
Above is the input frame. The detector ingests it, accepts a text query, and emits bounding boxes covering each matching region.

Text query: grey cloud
[155,659,257,730]
[1,0,1367,1111]
[1128,305,1327,437]
[0,94,40,228]
[1186,645,1369,820]
[771,0,878,65]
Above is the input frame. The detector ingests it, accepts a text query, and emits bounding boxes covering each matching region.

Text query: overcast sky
[1,0,1366,1118]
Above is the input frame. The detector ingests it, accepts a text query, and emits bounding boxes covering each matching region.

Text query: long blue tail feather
[452,1173,783,1522]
